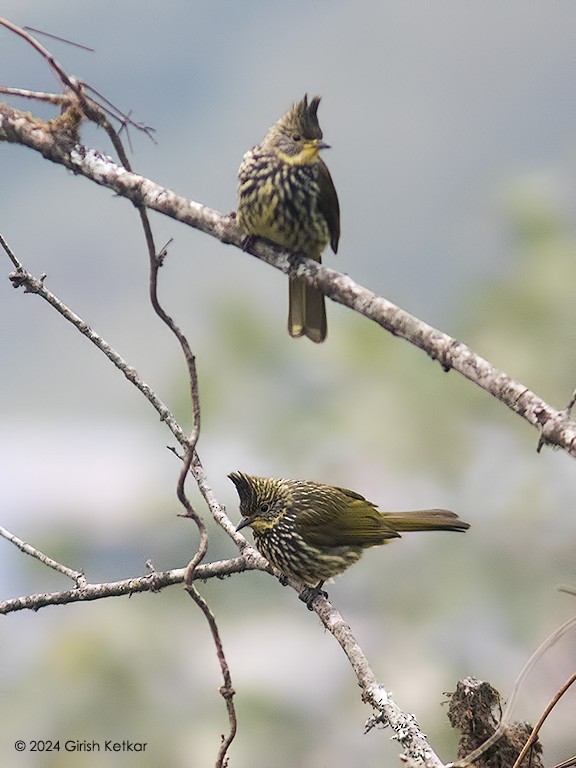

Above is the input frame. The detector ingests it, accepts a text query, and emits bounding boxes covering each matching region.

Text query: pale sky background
[2,3,576,766]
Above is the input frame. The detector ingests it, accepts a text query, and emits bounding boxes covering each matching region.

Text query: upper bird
[237,95,340,343]
[229,472,470,590]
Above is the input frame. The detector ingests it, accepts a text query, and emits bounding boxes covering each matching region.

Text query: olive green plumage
[229,472,470,588]
[237,95,340,343]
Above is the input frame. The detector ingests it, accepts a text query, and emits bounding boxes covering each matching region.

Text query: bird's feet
[240,234,255,252]
[300,582,328,610]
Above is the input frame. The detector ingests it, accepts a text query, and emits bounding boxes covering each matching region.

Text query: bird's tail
[383,509,470,533]
[288,277,326,343]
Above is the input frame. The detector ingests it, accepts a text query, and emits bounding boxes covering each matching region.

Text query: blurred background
[2,2,576,766]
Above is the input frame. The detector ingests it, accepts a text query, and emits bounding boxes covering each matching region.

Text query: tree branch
[0,555,264,616]
[313,595,445,767]
[2,101,575,457]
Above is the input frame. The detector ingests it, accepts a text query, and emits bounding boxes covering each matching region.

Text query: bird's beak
[236,517,250,532]
[305,139,330,153]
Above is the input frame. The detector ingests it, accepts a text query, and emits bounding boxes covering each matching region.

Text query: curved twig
[511,671,576,768]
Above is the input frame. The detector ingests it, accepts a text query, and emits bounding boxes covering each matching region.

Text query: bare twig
[149,235,236,768]
[183,577,237,768]
[511,671,576,768]
[0,18,153,157]
[501,615,576,725]
[146,235,201,459]
[22,25,95,52]
[0,17,78,91]
[82,83,156,142]
[130,120,235,762]
[2,240,187,448]
[0,526,87,588]
[554,756,576,768]
[0,86,69,104]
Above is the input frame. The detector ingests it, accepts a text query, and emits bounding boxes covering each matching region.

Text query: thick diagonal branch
[2,102,574,456]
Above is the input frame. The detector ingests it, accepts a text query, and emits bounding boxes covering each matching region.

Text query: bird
[236,94,340,343]
[229,472,470,592]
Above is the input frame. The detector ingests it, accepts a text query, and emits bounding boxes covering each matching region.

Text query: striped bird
[237,95,340,342]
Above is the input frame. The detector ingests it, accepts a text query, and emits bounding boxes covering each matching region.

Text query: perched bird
[237,95,340,343]
[229,472,470,589]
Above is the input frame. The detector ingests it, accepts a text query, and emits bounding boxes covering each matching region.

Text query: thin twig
[0,18,153,158]
[23,25,95,52]
[0,526,87,587]
[502,617,576,722]
[145,231,201,459]
[554,756,576,768]
[151,237,233,766]
[511,671,576,768]
[0,86,68,103]
[82,83,156,141]
[184,581,237,768]
[3,248,186,447]
[134,130,235,762]
[0,17,77,90]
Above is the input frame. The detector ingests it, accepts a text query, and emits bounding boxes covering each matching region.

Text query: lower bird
[229,472,470,591]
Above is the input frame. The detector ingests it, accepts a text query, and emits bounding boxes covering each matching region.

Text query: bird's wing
[317,158,340,254]
[294,485,400,547]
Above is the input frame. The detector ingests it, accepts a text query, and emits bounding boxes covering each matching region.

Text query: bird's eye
[292,133,301,142]
[259,502,270,513]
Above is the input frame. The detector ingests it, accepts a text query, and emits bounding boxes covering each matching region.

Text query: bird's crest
[278,94,323,140]
[228,471,256,508]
